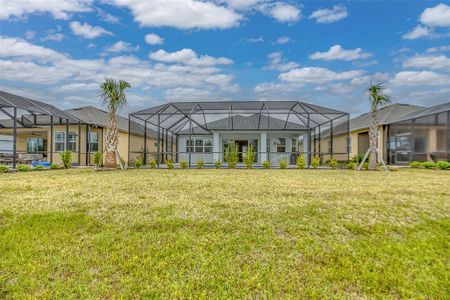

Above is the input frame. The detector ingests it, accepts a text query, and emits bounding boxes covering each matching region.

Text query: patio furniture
[18,153,44,164]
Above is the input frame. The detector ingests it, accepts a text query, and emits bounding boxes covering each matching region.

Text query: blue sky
[0,0,449,116]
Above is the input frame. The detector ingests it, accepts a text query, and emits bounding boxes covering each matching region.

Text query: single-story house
[0,90,157,167]
[129,101,350,166]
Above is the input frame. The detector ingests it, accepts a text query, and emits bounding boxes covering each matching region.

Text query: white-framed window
[276,138,286,153]
[88,132,99,152]
[291,138,297,153]
[55,132,77,152]
[54,132,65,152]
[186,138,212,153]
[68,133,77,151]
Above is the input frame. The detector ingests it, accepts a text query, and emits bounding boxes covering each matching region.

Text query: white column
[213,132,220,162]
[260,132,267,163]
[303,132,309,165]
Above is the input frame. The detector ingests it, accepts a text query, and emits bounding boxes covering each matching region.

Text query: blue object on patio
[31,161,51,168]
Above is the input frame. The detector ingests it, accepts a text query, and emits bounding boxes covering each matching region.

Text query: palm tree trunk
[368,103,378,170]
[104,112,118,168]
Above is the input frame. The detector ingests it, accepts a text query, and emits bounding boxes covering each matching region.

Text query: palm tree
[100,79,131,168]
[367,82,391,170]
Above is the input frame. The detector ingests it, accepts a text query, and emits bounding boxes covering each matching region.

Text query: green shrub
[60,150,72,169]
[224,143,238,169]
[214,160,222,169]
[422,162,435,169]
[346,161,355,170]
[17,164,31,172]
[311,156,321,169]
[296,155,306,169]
[243,144,256,169]
[409,161,422,168]
[93,152,103,168]
[436,160,450,170]
[327,158,338,169]
[50,163,60,169]
[196,159,205,169]
[363,162,369,170]
[351,154,363,164]
[134,159,143,169]
[279,159,288,169]
[262,160,270,169]
[34,165,45,171]
[180,159,188,169]
[148,158,157,169]
[0,165,9,173]
[166,159,174,169]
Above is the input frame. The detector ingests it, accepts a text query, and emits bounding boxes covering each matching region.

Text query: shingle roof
[392,101,450,123]
[179,114,306,134]
[64,106,129,132]
[350,103,425,131]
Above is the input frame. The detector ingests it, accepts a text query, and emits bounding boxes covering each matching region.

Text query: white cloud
[24,30,35,40]
[0,36,239,94]
[104,41,139,53]
[426,45,450,53]
[220,0,259,10]
[403,54,450,71]
[351,73,390,86]
[150,48,233,66]
[276,36,290,44]
[402,25,432,40]
[97,8,120,24]
[264,51,299,72]
[315,83,354,94]
[390,71,450,86]
[41,33,65,42]
[166,87,213,100]
[70,21,112,39]
[352,60,378,67]
[279,67,364,84]
[54,82,99,92]
[109,0,242,30]
[309,5,348,24]
[0,0,92,20]
[145,33,164,45]
[309,45,372,61]
[420,3,450,27]
[264,2,301,23]
[247,36,264,43]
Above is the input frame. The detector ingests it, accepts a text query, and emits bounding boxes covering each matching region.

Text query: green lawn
[1,169,449,299]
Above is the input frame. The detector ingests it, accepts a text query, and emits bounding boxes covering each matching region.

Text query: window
[328,141,332,154]
[347,137,352,154]
[186,138,213,153]
[27,138,46,153]
[276,138,286,153]
[54,132,65,152]
[68,133,77,151]
[396,134,412,149]
[204,139,212,153]
[195,139,203,153]
[88,132,99,152]
[291,139,297,153]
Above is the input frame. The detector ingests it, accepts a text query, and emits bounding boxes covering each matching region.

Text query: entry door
[235,140,248,162]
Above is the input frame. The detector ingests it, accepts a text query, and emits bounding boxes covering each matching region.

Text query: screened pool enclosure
[129,101,350,167]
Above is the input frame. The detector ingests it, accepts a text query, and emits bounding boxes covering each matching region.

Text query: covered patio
[129,101,350,167]
[0,90,81,169]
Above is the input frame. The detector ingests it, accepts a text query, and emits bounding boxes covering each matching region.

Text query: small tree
[60,150,72,169]
[100,79,131,169]
[224,143,238,169]
[296,155,306,169]
[243,144,256,169]
[363,83,391,170]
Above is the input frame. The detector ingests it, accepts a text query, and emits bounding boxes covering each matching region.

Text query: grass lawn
[0,168,449,298]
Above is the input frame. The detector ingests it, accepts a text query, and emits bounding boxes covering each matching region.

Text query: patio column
[304,131,310,167]
[260,132,267,163]
[12,107,17,169]
[213,132,220,162]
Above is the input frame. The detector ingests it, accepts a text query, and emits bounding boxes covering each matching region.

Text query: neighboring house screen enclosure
[0,90,81,169]
[387,103,450,164]
[129,101,349,167]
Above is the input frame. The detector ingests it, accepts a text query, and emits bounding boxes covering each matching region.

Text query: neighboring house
[387,102,450,164]
[348,103,425,161]
[0,90,156,166]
